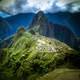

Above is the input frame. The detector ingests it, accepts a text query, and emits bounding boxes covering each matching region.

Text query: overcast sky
[0,0,80,15]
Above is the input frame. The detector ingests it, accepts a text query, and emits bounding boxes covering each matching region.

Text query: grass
[0,32,79,80]
[38,68,80,80]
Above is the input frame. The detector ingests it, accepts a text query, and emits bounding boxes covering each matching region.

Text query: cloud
[0,11,11,18]
[0,0,80,15]
[56,0,79,6]
[0,0,56,14]
[0,0,15,7]
[56,0,80,12]
[27,0,55,12]
[0,0,16,14]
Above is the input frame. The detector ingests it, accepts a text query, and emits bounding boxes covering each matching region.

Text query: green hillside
[0,32,79,80]
[38,68,80,80]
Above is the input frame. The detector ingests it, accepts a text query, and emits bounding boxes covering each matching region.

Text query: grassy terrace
[0,32,80,80]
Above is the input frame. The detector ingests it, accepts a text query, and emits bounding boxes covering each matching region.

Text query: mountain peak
[37,11,44,16]
[29,11,48,29]
[35,11,46,21]
[28,12,78,49]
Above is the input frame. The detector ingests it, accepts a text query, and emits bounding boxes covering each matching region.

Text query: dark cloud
[0,0,80,15]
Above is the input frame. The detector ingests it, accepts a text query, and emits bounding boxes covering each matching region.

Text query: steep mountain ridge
[28,11,78,49]
[46,12,80,37]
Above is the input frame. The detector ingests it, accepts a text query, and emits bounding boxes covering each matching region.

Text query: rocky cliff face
[28,11,78,49]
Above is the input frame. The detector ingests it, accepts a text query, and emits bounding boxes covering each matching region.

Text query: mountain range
[0,11,80,80]
[0,17,12,41]
[4,11,80,37]
[28,11,79,49]
[0,11,80,50]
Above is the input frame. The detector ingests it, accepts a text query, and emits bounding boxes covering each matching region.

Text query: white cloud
[0,0,15,7]
[0,0,56,14]
[27,0,55,12]
[0,11,11,17]
[56,0,80,6]
[0,0,80,15]
[56,0,80,12]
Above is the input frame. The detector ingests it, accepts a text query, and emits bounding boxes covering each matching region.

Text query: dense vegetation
[0,32,80,80]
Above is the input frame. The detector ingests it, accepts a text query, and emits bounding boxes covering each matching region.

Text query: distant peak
[31,10,47,25]
[36,11,44,17]
[28,10,48,30]
[37,11,44,14]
